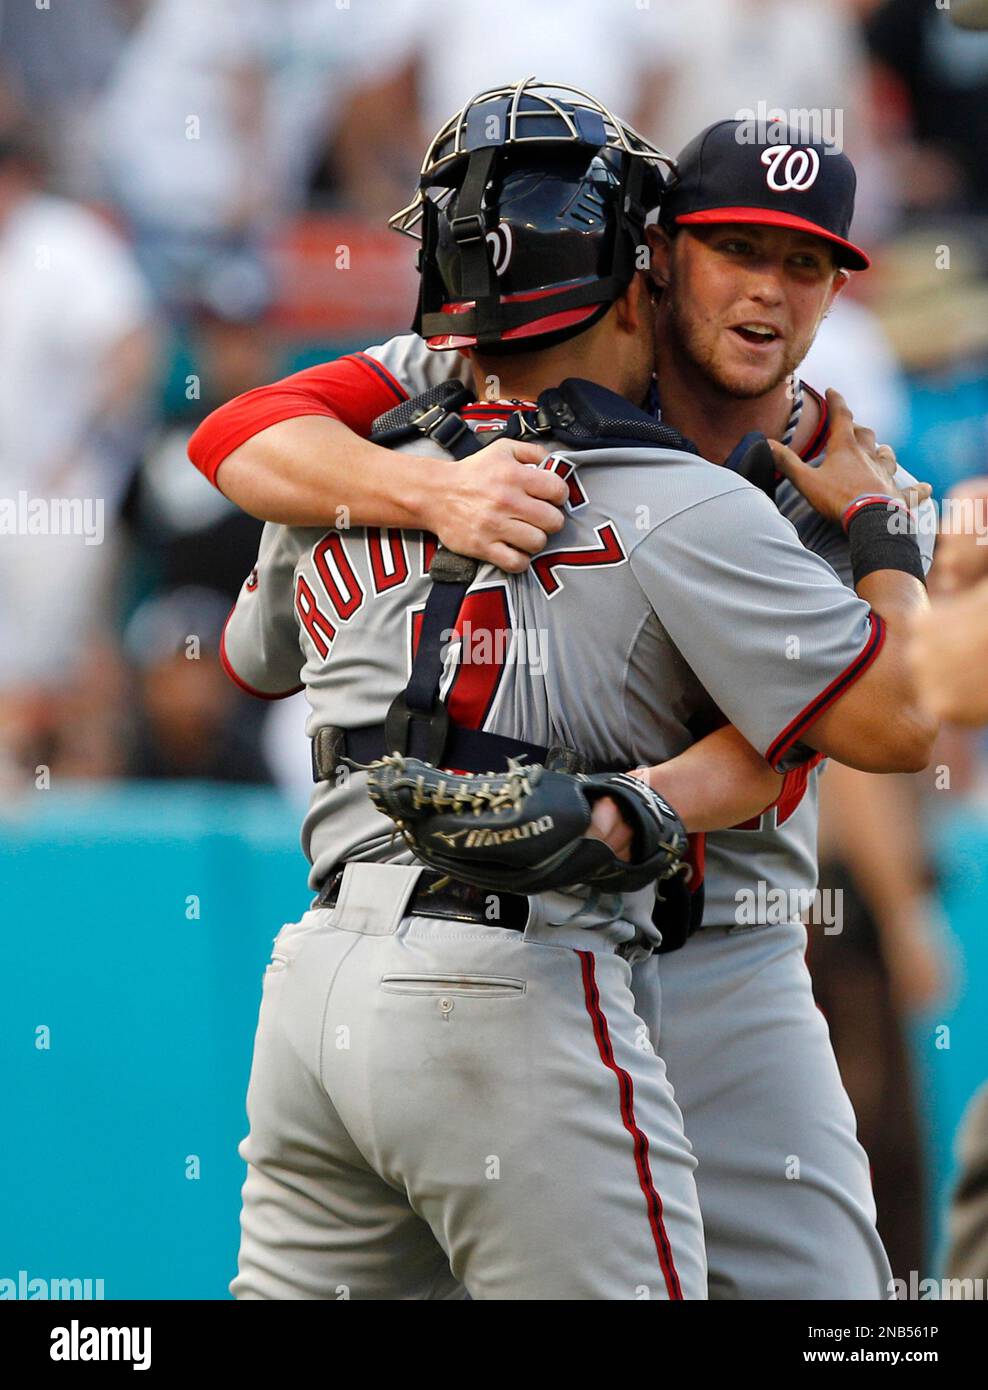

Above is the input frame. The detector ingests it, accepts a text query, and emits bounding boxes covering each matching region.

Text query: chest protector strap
[312,382,559,775]
[314,377,704,949]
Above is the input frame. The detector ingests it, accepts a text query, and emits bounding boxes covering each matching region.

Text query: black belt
[314,865,531,931]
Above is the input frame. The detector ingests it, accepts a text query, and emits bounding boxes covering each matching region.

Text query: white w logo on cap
[760,145,821,192]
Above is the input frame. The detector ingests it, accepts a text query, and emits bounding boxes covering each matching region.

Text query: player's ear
[644,224,672,291]
[827,265,851,309]
[616,271,650,334]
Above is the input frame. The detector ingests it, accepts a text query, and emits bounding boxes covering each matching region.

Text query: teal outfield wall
[1,784,985,1298]
[1,784,309,1300]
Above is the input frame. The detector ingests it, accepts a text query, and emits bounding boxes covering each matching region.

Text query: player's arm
[631,467,936,779]
[187,339,565,572]
[589,723,785,859]
[634,723,783,833]
[221,523,307,700]
[768,389,936,770]
[910,574,988,726]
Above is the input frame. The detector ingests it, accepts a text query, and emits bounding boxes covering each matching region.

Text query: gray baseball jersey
[223,411,883,957]
[290,338,927,1302]
[219,348,919,1300]
[349,335,936,929]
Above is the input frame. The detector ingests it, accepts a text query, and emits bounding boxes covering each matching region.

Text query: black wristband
[847,502,926,586]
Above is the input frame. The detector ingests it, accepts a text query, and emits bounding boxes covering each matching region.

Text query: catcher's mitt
[365,755,688,895]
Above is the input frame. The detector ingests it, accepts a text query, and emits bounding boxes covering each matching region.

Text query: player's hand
[425,439,567,572]
[585,795,634,861]
[932,476,988,595]
[767,389,932,525]
[910,575,988,725]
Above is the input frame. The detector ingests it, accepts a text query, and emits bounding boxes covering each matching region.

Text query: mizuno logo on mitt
[434,815,555,849]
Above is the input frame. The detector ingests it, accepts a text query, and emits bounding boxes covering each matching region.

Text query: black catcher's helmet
[389,77,677,353]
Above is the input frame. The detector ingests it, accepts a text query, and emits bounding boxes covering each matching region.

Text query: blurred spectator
[395,0,658,138]
[95,0,274,316]
[0,120,156,781]
[121,284,270,602]
[946,1081,988,1287]
[932,476,988,596]
[272,0,421,218]
[801,292,909,448]
[867,231,988,380]
[94,0,422,310]
[632,0,892,241]
[866,0,988,213]
[635,0,870,145]
[123,586,271,783]
[0,0,142,200]
[861,231,988,506]
[912,574,988,727]
[812,762,946,1284]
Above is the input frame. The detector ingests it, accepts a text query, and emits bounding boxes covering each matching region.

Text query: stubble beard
[665,288,809,402]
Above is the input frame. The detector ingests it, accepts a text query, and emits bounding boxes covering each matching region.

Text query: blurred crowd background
[2,0,988,1294]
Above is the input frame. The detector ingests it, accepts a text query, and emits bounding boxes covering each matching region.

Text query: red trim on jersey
[219,624,303,701]
[351,352,407,404]
[731,751,827,831]
[765,613,886,770]
[576,950,684,1300]
[685,832,706,890]
[778,751,827,822]
[187,352,410,487]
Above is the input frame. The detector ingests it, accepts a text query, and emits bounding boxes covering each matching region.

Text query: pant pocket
[265,912,326,973]
[379,972,526,998]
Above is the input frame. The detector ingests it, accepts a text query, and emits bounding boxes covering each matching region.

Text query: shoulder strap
[370,380,477,455]
[371,382,500,760]
[533,378,699,455]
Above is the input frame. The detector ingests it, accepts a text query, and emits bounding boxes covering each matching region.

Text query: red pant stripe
[576,949,684,1300]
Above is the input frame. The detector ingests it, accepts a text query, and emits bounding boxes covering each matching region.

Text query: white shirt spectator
[0,193,151,495]
[800,294,909,452]
[0,193,152,687]
[402,0,659,138]
[97,0,422,232]
[97,0,272,235]
[632,0,871,157]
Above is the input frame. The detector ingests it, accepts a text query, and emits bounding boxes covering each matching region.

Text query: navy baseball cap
[662,119,870,270]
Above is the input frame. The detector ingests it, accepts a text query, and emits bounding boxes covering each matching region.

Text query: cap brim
[676,207,870,270]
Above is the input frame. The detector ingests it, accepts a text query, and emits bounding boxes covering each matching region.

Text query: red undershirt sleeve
[187,351,408,487]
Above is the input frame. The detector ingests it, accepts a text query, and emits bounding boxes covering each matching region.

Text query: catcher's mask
[389,77,677,353]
